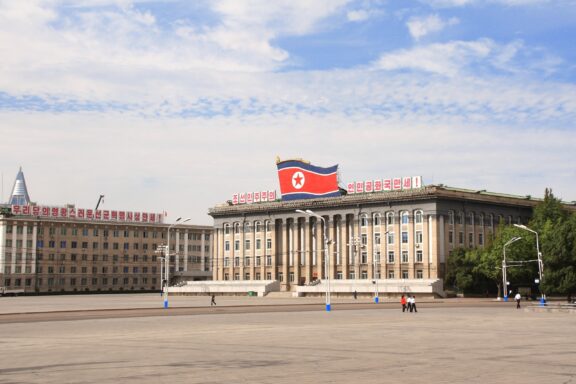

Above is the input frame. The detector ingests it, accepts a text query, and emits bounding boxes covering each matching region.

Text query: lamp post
[164,217,191,309]
[513,224,545,305]
[502,236,522,301]
[296,209,331,312]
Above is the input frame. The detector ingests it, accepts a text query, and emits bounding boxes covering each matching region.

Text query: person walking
[353,290,357,300]
[515,292,521,309]
[411,295,418,313]
[211,294,217,306]
[401,295,407,312]
[407,295,413,312]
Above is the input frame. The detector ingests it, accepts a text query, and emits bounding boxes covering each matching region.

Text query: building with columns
[208,185,538,297]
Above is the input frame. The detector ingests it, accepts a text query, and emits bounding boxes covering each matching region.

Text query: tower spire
[8,167,31,205]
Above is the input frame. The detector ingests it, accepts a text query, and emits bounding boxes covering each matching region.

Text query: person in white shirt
[514,292,522,309]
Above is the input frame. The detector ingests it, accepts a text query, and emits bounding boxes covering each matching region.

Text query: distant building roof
[8,167,31,206]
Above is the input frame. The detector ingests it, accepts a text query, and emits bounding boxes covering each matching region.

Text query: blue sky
[0,0,575,224]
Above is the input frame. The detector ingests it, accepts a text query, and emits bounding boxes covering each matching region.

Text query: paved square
[0,298,574,384]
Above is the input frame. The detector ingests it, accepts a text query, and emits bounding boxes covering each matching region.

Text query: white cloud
[420,0,557,7]
[374,39,494,75]
[406,14,459,40]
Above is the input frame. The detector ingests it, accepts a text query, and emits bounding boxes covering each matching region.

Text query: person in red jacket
[401,295,407,312]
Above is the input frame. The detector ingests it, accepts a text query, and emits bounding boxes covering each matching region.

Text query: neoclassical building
[209,185,538,296]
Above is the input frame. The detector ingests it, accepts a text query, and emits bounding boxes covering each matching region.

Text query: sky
[0,0,575,225]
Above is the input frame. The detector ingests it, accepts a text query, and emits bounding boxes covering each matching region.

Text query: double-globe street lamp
[296,209,332,312]
[513,224,545,305]
[164,217,191,309]
[502,236,522,301]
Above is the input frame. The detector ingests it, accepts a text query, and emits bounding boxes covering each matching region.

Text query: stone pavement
[0,295,575,384]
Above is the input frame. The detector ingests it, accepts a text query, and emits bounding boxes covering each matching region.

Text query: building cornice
[208,185,568,218]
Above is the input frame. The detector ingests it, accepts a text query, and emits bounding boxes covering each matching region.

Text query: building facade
[209,185,539,293]
[0,168,212,294]
[0,214,212,293]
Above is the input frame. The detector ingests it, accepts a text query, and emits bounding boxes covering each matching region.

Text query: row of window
[5,239,209,253]
[4,277,158,288]
[223,270,425,281]
[6,225,210,241]
[448,211,520,227]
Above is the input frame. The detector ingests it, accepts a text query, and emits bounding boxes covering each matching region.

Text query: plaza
[0,295,574,383]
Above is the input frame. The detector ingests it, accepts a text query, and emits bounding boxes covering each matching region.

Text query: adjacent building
[0,169,212,294]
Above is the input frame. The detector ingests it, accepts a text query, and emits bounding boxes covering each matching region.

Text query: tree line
[445,189,576,301]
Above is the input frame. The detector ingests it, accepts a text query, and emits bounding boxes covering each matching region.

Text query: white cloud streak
[406,14,459,40]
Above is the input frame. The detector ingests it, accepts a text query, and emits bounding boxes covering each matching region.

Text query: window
[361,252,367,264]
[289,272,295,282]
[375,251,381,263]
[224,224,230,235]
[278,272,283,282]
[234,223,240,234]
[479,233,484,246]
[266,255,272,266]
[387,251,395,263]
[349,271,355,279]
[373,214,381,226]
[225,241,230,252]
[245,273,250,280]
[361,234,367,246]
[224,257,229,267]
[374,233,381,246]
[256,256,261,266]
[415,231,422,244]
[256,239,261,250]
[401,212,409,224]
[360,215,368,227]
[402,270,409,279]
[388,270,395,279]
[361,271,368,279]
[266,272,272,280]
[459,232,464,245]
[402,232,408,243]
[448,211,454,225]
[245,239,251,251]
[387,232,394,244]
[416,250,423,263]
[336,271,342,280]
[468,213,474,226]
[266,238,272,249]
[401,251,408,263]
[256,273,261,280]
[414,210,423,224]
[386,212,394,225]
[234,240,240,251]
[244,222,251,233]
[234,257,240,267]
[416,270,423,279]
[244,256,250,266]
[448,231,454,244]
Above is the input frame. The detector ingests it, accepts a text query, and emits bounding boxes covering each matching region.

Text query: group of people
[400,294,418,312]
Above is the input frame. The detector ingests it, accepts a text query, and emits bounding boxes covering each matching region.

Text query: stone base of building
[169,279,444,298]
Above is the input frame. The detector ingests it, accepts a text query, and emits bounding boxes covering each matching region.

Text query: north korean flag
[277,160,341,201]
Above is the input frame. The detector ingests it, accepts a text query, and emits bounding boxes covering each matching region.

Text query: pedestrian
[353,290,357,300]
[211,294,217,306]
[401,295,407,312]
[407,295,413,312]
[515,292,521,309]
[411,295,418,313]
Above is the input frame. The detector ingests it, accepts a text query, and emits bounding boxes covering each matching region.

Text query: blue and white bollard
[375,297,379,304]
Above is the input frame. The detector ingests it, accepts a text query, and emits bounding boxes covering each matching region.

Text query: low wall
[169,280,280,297]
[296,279,444,298]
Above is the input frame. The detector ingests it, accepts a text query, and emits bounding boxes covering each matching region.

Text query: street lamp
[502,236,522,301]
[373,230,389,304]
[296,209,331,312]
[164,217,191,308]
[514,224,545,305]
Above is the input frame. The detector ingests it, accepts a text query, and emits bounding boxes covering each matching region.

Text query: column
[281,219,289,290]
[304,218,312,284]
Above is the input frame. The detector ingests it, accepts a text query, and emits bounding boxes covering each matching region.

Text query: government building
[0,168,212,294]
[204,161,544,298]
